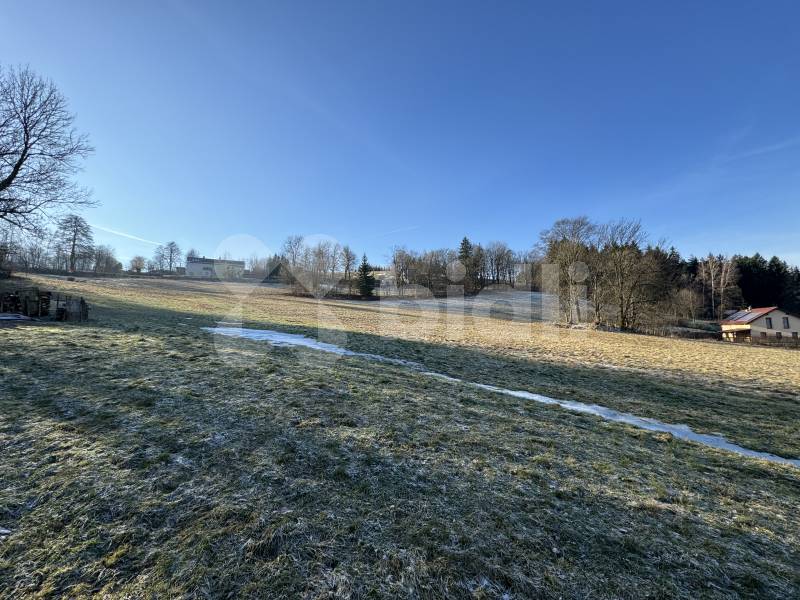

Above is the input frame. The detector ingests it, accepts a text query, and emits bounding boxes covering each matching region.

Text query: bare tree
[282,235,304,269]
[698,254,737,320]
[164,241,181,272]
[675,287,703,321]
[342,245,356,287]
[129,255,145,273]
[92,244,120,273]
[152,245,166,272]
[248,253,266,275]
[329,242,341,281]
[390,246,412,295]
[0,66,94,229]
[10,226,48,271]
[540,217,597,323]
[603,219,648,329]
[55,213,93,272]
[584,225,609,323]
[485,241,515,285]
[718,257,736,319]
[0,222,13,272]
[186,247,199,260]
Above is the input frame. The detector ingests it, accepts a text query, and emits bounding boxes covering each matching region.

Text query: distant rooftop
[186,256,245,267]
[721,307,778,325]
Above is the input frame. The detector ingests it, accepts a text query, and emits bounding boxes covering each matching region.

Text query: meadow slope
[1,274,799,598]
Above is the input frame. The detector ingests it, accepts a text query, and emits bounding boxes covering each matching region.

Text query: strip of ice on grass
[205,326,800,468]
[208,326,423,368]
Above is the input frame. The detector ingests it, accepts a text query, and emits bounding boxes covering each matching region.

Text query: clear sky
[3,1,799,265]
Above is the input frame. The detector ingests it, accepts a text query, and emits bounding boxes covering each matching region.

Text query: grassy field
[1,274,799,598]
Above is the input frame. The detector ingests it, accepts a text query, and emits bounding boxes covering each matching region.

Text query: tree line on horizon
[233,223,799,331]
[3,213,799,331]
[0,213,189,277]
[0,214,122,275]
[388,218,800,330]
[2,65,798,330]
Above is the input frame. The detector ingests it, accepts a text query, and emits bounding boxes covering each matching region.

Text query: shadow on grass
[3,309,800,597]
[76,290,800,460]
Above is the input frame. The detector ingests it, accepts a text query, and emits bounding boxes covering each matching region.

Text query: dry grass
[12,274,800,456]
[1,274,799,598]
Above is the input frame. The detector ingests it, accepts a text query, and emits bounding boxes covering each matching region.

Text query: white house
[185,256,245,280]
[721,306,799,342]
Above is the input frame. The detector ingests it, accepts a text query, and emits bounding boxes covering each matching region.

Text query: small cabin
[721,307,799,342]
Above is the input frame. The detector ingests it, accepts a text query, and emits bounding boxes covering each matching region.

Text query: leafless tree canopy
[698,254,737,321]
[165,241,182,272]
[0,65,94,230]
[55,213,93,272]
[129,255,146,273]
[539,217,599,323]
[149,242,182,273]
[282,235,304,268]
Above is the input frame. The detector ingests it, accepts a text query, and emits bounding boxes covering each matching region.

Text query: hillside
[1,275,798,598]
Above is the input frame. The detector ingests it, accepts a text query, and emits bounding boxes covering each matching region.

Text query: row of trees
[1,213,122,274]
[237,226,800,325]
[4,211,799,326]
[538,217,799,328]
[240,236,375,297]
[390,240,533,297]
[139,241,183,273]
[280,236,359,294]
[383,217,799,330]
[0,214,192,277]
[736,254,800,314]
[540,217,693,328]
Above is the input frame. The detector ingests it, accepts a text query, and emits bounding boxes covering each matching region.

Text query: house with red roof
[721,307,799,342]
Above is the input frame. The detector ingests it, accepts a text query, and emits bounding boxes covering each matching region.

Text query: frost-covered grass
[15,274,800,457]
[1,275,799,598]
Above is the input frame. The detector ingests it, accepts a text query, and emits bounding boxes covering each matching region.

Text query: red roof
[721,307,778,325]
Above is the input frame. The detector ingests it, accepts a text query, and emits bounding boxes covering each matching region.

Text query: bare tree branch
[0,65,94,230]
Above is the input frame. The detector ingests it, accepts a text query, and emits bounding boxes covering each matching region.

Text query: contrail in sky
[91,224,162,246]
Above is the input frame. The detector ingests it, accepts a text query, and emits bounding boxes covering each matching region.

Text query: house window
[783,316,790,329]
[776,332,782,340]
[793,332,798,339]
[765,317,773,329]
[760,332,767,338]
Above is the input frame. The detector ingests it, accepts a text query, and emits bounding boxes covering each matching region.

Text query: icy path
[206,326,800,468]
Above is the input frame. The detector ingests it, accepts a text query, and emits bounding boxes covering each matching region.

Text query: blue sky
[3,1,800,265]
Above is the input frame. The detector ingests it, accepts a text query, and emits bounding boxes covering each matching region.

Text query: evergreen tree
[458,236,476,293]
[783,267,800,314]
[736,253,792,308]
[458,236,473,263]
[356,254,376,298]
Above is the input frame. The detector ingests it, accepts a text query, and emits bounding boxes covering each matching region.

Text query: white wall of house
[185,260,244,279]
[186,261,215,278]
[749,309,798,340]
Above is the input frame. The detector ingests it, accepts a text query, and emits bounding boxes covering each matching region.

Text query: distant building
[721,307,799,342]
[185,256,245,280]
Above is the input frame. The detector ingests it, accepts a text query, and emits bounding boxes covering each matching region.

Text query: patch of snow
[204,326,800,468]
[462,380,800,467]
[206,326,423,368]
